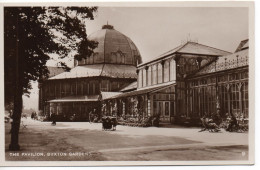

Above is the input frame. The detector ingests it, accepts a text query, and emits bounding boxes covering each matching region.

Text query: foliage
[4,7,98,104]
[4,6,98,150]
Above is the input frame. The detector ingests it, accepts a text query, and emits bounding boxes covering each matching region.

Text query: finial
[102,23,114,30]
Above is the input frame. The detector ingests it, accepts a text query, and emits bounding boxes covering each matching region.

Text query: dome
[76,24,142,66]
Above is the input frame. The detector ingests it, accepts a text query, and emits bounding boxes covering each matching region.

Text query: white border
[0,0,256,167]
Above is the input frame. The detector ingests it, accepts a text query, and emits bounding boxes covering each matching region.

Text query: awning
[103,81,176,100]
[100,92,123,100]
[49,64,137,80]
[47,95,99,103]
[120,81,137,92]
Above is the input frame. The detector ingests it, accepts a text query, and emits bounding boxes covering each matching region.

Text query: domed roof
[76,24,142,66]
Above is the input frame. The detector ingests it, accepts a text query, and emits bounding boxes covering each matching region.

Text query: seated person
[226,114,238,131]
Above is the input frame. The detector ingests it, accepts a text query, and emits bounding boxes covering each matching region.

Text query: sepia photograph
[0,1,255,166]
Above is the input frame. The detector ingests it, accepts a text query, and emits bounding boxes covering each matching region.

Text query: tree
[4,7,98,150]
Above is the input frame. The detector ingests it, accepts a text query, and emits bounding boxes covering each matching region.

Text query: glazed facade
[101,40,249,125]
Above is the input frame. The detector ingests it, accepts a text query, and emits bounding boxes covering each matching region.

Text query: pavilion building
[38,24,142,121]
[39,24,249,125]
[102,39,249,125]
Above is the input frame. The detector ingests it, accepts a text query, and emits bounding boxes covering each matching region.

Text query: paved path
[5,118,249,161]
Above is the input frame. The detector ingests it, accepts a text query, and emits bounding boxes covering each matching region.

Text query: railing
[197,55,248,75]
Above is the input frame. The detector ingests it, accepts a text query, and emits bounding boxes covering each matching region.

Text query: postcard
[0,1,255,166]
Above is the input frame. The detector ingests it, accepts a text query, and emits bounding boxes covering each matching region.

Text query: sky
[23,7,249,110]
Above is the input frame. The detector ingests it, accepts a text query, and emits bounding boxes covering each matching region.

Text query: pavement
[5,118,249,161]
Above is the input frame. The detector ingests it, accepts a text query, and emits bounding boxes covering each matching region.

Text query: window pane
[148,67,152,86]
[138,70,142,88]
[152,64,157,85]
[165,102,169,116]
[170,59,176,81]
[143,69,146,87]
[158,64,162,83]
[164,61,170,82]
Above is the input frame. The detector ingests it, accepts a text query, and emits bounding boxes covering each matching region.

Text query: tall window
[111,81,119,91]
[230,84,240,116]
[158,64,162,83]
[71,83,76,95]
[138,70,142,88]
[83,82,89,95]
[153,101,157,115]
[147,67,152,86]
[152,64,157,85]
[101,80,110,91]
[170,101,175,116]
[208,86,216,115]
[165,102,169,116]
[164,60,170,82]
[170,59,176,81]
[195,88,200,116]
[94,81,99,94]
[142,68,146,87]
[219,85,229,116]
[241,82,248,117]
[77,81,82,95]
[56,82,60,97]
[60,83,65,96]
[200,87,206,116]
[89,82,93,95]
[116,53,122,64]
[65,83,70,95]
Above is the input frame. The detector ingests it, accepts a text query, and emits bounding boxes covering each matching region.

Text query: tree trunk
[9,88,23,151]
[9,11,23,151]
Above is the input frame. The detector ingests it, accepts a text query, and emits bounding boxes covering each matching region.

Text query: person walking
[51,112,56,126]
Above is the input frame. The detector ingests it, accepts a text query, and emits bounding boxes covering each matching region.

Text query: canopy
[47,95,99,103]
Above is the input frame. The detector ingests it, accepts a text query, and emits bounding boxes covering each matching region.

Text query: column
[136,69,140,88]
[147,95,151,117]
[122,100,125,116]
[227,84,231,116]
[238,83,243,116]
[156,64,158,84]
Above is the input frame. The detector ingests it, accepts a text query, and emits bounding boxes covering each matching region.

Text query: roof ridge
[186,42,231,54]
[175,41,190,53]
[159,44,185,57]
[137,44,185,67]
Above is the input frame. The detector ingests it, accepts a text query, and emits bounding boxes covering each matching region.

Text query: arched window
[116,52,122,64]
